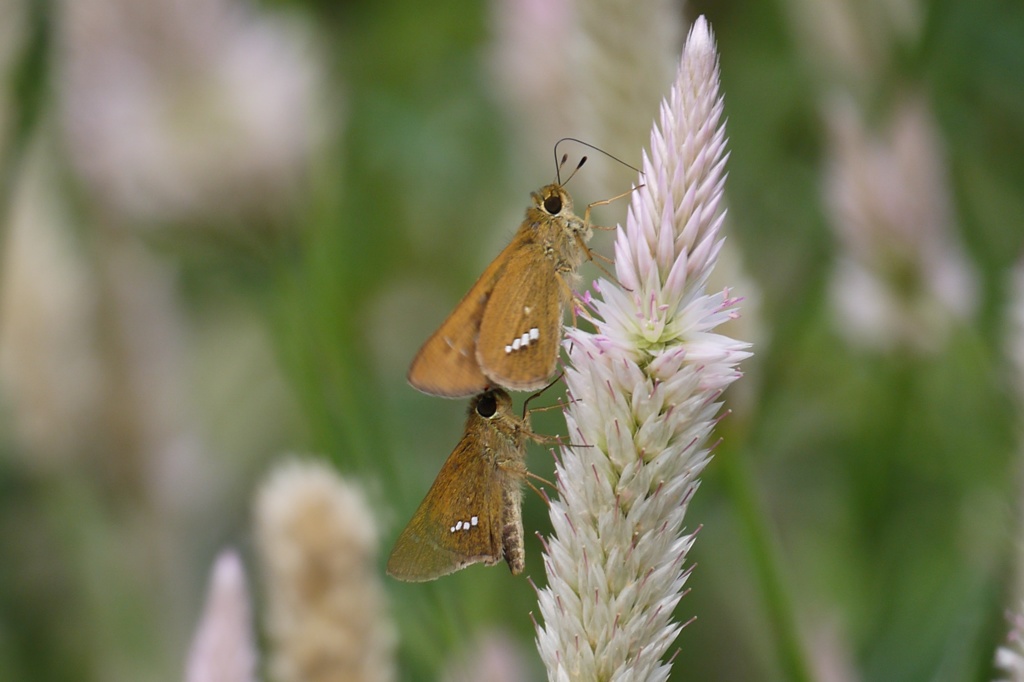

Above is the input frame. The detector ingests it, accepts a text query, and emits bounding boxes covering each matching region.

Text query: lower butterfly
[386,388,540,581]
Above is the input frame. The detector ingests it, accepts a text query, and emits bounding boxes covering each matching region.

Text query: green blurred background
[0,0,1023,680]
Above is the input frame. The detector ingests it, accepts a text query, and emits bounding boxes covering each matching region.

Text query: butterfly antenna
[554,137,642,179]
[555,151,588,186]
[523,372,565,419]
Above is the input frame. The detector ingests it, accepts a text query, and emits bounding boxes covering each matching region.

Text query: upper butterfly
[408,183,592,397]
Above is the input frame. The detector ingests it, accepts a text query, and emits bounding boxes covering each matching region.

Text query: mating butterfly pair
[387,181,599,582]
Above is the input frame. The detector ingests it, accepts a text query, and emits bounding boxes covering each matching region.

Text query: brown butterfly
[386,388,538,581]
[407,181,593,398]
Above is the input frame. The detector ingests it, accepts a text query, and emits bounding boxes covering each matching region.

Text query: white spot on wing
[451,517,478,533]
[504,328,541,354]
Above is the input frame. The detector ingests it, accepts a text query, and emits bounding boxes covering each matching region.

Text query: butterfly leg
[580,185,641,241]
[582,185,642,226]
[574,231,631,292]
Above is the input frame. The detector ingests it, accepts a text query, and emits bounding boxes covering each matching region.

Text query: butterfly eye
[543,194,562,215]
[476,392,498,418]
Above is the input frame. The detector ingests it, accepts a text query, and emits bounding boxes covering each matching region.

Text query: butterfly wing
[386,434,504,582]
[476,242,565,391]
[407,238,523,398]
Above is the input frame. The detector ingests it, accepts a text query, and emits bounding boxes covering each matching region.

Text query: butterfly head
[529,184,574,221]
[470,388,529,439]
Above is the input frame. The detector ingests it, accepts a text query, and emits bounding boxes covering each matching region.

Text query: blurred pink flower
[996,605,1024,682]
[489,0,573,163]
[185,550,256,682]
[441,630,533,682]
[58,0,326,225]
[824,94,976,353]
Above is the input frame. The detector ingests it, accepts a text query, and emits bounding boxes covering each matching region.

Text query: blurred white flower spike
[534,17,750,681]
[255,459,396,682]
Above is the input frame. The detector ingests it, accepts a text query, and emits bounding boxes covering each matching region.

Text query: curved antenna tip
[552,137,642,184]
